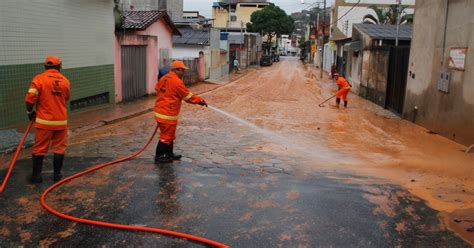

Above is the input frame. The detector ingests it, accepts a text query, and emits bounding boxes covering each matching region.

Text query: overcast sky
[183,0,334,18]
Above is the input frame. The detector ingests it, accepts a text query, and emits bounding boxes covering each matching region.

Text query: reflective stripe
[343,86,351,90]
[36,118,67,126]
[154,112,178,120]
[28,88,39,95]
[183,93,193,101]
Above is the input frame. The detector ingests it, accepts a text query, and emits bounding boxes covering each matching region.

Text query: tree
[247,4,295,54]
[298,36,306,50]
[363,4,413,25]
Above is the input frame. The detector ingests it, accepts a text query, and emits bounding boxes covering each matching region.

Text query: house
[0,0,116,129]
[114,10,180,102]
[212,0,270,32]
[212,1,264,69]
[402,0,473,146]
[173,26,229,81]
[329,0,414,76]
[345,24,412,110]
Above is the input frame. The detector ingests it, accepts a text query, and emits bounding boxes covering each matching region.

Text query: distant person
[153,60,208,164]
[233,59,240,73]
[333,73,352,108]
[25,55,70,183]
[331,63,337,79]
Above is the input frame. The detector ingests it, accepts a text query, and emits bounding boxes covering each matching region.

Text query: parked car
[260,55,273,66]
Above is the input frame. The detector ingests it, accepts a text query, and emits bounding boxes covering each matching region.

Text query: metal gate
[386,46,410,115]
[121,45,147,102]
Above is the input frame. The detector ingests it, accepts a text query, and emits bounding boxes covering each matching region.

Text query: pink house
[114,11,180,102]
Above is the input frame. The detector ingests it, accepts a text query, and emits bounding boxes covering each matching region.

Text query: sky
[183,0,334,18]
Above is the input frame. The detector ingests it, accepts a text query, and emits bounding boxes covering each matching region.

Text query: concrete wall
[403,0,474,146]
[0,0,115,128]
[114,19,174,102]
[173,46,208,60]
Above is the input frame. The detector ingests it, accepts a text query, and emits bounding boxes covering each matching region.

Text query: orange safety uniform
[154,71,203,144]
[25,69,70,156]
[335,76,351,101]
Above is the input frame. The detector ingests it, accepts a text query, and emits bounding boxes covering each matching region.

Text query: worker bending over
[333,73,352,108]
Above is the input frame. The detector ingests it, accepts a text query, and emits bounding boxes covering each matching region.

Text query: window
[230,15,237,22]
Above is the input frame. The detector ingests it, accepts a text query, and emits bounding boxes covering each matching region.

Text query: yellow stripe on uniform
[183,93,193,101]
[154,112,179,120]
[28,88,39,95]
[36,118,67,126]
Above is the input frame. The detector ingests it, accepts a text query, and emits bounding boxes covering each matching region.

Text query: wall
[114,34,157,102]
[0,0,114,129]
[403,0,474,146]
[173,46,209,60]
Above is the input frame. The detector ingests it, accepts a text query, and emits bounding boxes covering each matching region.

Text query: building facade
[0,0,115,129]
[212,0,270,31]
[403,0,474,146]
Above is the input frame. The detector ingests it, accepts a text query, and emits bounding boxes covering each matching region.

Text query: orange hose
[3,122,228,247]
[0,121,34,193]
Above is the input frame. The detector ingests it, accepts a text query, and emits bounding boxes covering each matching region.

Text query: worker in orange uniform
[25,55,70,183]
[333,73,352,108]
[154,60,207,163]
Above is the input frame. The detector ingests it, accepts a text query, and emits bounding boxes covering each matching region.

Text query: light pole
[320,0,326,79]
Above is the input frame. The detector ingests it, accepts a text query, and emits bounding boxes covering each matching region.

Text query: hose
[2,123,229,247]
[0,121,34,193]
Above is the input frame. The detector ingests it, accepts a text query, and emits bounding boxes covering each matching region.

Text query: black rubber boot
[336,98,341,107]
[53,153,64,182]
[30,155,44,184]
[344,101,348,108]
[169,141,182,161]
[155,141,173,164]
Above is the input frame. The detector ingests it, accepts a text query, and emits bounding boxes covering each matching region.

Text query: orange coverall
[154,71,203,144]
[336,76,351,101]
[25,69,70,156]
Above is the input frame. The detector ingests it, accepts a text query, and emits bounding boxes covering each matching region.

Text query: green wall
[0,64,114,129]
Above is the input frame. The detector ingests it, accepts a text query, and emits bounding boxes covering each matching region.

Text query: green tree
[298,36,306,50]
[363,4,413,25]
[247,4,295,53]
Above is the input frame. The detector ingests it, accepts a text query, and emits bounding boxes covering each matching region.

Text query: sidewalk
[0,73,248,155]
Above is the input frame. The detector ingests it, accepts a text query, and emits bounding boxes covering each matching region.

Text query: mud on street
[1,57,473,247]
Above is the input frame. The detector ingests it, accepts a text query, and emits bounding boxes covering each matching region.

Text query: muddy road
[1,56,472,247]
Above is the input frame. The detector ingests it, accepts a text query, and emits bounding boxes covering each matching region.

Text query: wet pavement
[0,57,473,247]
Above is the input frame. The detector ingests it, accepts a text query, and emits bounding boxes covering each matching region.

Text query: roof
[353,24,412,41]
[173,28,210,46]
[122,10,181,35]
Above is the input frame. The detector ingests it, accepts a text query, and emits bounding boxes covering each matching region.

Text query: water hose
[2,123,229,247]
[0,121,34,193]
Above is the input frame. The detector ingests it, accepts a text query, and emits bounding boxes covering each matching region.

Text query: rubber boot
[155,141,173,164]
[30,155,44,184]
[344,101,348,108]
[53,153,64,182]
[169,141,182,161]
[336,98,341,108]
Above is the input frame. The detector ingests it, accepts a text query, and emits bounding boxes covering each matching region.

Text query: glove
[27,111,36,121]
[198,99,208,107]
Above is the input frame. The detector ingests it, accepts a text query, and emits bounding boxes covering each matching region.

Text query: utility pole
[395,0,401,46]
[240,21,243,64]
[320,0,326,79]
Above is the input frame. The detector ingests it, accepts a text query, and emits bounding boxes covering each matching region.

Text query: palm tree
[363,4,413,25]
